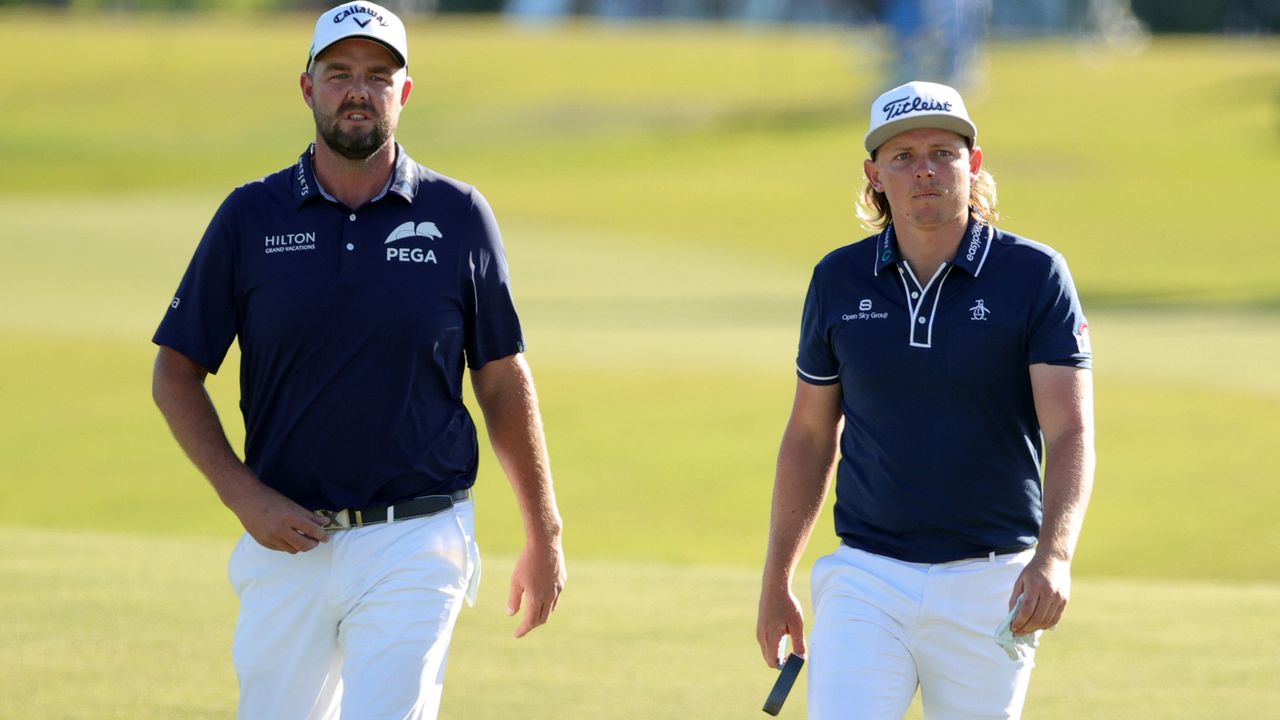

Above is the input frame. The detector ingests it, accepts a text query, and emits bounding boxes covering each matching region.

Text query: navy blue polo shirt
[797,219,1091,563]
[154,144,524,511]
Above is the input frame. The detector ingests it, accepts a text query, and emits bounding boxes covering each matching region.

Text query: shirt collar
[949,218,994,277]
[873,218,994,277]
[386,144,419,202]
[293,143,419,208]
[873,224,900,276]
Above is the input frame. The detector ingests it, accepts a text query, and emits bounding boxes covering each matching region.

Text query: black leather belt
[315,488,472,531]
[975,544,1036,558]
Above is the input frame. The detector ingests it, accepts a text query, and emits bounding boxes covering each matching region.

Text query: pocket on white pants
[227,532,255,595]
[451,501,481,607]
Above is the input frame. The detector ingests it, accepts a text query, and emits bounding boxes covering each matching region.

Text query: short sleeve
[796,265,840,385]
[151,198,240,374]
[1027,253,1091,369]
[462,189,525,369]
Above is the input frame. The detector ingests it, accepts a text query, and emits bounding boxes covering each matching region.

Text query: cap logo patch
[334,5,389,28]
[882,95,953,121]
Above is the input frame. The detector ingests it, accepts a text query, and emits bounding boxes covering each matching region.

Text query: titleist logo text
[882,96,952,121]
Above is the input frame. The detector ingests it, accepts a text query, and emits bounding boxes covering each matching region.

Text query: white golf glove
[993,595,1040,661]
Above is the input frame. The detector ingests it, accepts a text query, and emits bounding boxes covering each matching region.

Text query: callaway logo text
[333,4,389,28]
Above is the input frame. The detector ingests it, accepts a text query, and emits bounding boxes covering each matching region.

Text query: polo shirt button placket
[339,211,360,283]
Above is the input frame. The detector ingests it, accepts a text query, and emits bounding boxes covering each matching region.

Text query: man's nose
[345,78,371,100]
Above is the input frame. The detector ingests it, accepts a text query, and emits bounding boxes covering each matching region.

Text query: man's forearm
[472,355,562,539]
[1037,426,1095,562]
[762,428,837,587]
[152,348,259,510]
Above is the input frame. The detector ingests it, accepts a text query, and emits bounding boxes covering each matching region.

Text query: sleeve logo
[1074,321,1092,354]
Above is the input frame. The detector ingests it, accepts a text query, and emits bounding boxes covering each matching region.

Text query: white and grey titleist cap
[864,81,977,154]
[307,2,408,70]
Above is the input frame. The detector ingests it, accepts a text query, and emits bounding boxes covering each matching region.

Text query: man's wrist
[524,516,563,544]
[1034,542,1073,564]
[216,470,267,514]
[761,564,796,591]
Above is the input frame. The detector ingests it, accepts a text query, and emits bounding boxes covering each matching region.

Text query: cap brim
[865,115,976,154]
[309,36,406,70]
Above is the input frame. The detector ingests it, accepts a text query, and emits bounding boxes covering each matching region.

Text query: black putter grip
[762,653,805,715]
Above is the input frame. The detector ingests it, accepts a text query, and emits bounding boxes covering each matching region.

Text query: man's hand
[152,346,330,555]
[1008,551,1071,634]
[227,481,330,554]
[507,535,566,638]
[757,584,808,668]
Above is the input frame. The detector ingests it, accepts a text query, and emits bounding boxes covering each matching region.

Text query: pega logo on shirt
[264,231,317,254]
[384,221,442,264]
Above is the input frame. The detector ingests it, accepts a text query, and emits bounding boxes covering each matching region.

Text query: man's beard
[315,103,393,161]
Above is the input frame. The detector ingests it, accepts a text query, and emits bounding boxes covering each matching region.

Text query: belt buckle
[316,508,351,531]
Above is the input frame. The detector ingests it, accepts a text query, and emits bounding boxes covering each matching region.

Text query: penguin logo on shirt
[969,299,991,321]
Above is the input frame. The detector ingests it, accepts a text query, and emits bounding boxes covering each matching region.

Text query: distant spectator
[883,0,991,88]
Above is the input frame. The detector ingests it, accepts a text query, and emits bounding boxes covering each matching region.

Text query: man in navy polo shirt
[756,81,1095,718]
[151,3,566,718]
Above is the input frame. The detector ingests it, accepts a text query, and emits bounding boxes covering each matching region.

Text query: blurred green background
[1,7,1278,719]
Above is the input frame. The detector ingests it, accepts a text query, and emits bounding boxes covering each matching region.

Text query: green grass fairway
[1,11,1279,719]
[3,527,1278,719]
[3,202,1279,579]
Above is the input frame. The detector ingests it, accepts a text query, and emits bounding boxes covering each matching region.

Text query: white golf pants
[228,499,480,720]
[809,544,1037,720]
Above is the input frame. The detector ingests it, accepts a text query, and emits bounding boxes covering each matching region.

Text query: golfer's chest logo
[384,221,442,264]
[969,299,991,321]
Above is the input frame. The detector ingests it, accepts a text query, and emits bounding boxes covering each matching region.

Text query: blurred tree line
[2,0,1276,32]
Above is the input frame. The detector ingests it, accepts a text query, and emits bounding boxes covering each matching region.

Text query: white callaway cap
[864,81,977,155]
[307,2,409,70]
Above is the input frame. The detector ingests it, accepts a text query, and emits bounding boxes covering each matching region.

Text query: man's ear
[300,71,315,110]
[400,75,413,107]
[864,158,883,192]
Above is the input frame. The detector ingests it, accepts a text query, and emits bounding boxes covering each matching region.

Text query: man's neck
[894,216,969,282]
[312,139,397,210]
